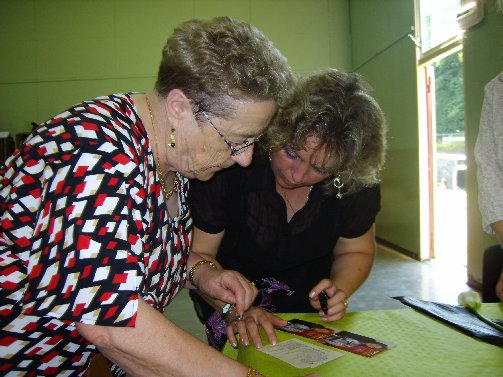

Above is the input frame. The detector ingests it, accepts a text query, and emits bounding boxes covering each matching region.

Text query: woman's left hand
[309,278,348,322]
[226,306,288,349]
[197,268,258,317]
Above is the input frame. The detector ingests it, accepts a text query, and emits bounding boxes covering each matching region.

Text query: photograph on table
[278,318,393,357]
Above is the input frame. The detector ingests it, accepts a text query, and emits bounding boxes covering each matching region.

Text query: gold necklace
[283,185,313,214]
[145,96,179,200]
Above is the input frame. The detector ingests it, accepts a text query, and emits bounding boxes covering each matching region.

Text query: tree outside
[434,50,465,154]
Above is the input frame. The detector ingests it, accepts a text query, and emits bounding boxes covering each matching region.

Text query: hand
[226,307,287,349]
[197,268,257,317]
[496,270,503,302]
[309,278,348,322]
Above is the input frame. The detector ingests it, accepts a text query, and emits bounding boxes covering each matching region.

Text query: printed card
[278,318,394,357]
[259,338,345,369]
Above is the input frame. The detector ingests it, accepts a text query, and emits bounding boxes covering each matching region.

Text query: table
[223,304,503,377]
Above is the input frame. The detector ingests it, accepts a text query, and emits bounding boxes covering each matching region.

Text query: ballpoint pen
[319,290,329,314]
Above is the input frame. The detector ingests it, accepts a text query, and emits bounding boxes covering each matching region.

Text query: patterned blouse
[0,94,191,376]
[475,73,503,233]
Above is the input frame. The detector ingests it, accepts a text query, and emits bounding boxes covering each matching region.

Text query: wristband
[247,367,259,377]
[188,259,217,289]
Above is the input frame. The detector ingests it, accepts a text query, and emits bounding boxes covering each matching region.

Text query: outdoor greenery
[433,51,464,136]
[437,140,465,153]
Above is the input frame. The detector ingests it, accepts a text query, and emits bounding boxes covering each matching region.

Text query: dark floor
[163,245,471,343]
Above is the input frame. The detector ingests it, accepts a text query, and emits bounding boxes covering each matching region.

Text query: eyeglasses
[200,110,256,156]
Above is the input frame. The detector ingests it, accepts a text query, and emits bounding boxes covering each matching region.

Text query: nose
[231,145,254,167]
[291,161,308,183]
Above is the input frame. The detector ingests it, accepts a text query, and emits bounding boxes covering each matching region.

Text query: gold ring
[250,281,256,287]
[343,300,348,308]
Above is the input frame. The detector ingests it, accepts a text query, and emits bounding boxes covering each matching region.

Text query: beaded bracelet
[188,259,217,289]
[247,367,260,377]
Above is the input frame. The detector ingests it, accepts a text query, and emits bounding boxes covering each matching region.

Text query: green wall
[349,0,420,256]
[2,0,501,284]
[348,0,503,284]
[463,0,503,283]
[0,0,350,135]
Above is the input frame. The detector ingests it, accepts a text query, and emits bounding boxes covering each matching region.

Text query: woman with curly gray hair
[189,68,387,350]
[0,16,293,377]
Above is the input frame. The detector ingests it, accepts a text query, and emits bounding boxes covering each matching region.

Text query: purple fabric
[205,277,295,350]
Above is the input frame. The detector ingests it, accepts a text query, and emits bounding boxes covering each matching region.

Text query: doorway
[426,50,467,267]
[417,0,467,267]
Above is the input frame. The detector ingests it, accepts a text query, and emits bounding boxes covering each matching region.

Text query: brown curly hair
[155,16,294,118]
[260,68,387,196]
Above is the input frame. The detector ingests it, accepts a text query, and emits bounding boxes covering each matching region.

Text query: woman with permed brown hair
[189,68,387,350]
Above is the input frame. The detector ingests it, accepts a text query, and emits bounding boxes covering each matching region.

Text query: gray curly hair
[155,16,294,118]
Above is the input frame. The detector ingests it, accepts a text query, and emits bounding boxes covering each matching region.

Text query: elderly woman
[189,68,387,350]
[0,17,293,376]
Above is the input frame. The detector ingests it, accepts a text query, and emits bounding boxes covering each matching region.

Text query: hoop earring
[333,175,344,199]
[168,123,176,148]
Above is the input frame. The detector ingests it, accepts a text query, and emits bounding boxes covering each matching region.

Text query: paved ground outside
[434,186,467,267]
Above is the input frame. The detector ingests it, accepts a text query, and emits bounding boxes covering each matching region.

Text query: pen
[319,290,329,314]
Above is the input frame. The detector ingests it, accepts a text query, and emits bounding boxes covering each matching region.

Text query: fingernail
[271,340,276,346]
[309,291,316,298]
[232,341,237,348]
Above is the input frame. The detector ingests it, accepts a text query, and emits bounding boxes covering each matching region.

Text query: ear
[165,89,192,121]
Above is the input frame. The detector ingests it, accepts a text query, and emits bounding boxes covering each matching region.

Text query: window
[418,0,462,55]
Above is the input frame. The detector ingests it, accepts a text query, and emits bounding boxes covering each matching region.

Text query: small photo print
[278,319,394,357]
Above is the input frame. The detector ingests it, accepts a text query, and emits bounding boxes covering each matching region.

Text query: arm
[188,227,227,309]
[190,226,224,264]
[235,225,377,346]
[309,224,376,321]
[77,298,254,377]
[185,236,257,317]
[191,227,287,349]
[330,224,376,296]
[490,220,503,246]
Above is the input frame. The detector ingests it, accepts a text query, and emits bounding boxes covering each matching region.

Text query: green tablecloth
[223,304,503,377]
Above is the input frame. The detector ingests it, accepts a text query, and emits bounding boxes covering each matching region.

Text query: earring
[268,148,272,161]
[333,175,344,199]
[169,123,176,148]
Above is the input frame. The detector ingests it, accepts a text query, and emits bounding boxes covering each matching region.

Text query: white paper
[258,338,344,369]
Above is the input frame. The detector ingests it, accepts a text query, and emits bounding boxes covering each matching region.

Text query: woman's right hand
[226,307,287,349]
